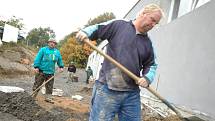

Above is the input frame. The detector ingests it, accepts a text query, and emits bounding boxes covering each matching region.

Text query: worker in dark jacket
[76,4,163,121]
[67,62,76,82]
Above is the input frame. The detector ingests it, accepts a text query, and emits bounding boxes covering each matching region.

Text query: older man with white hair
[76,3,164,121]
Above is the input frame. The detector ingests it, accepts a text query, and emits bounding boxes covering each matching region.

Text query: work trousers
[67,72,75,82]
[86,76,90,84]
[32,72,54,94]
[89,80,141,121]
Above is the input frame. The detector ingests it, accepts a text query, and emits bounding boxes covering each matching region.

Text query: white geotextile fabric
[41,87,64,96]
[0,86,24,93]
[72,95,83,100]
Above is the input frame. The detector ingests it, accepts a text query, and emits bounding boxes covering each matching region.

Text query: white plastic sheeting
[0,86,24,93]
[71,95,83,101]
[2,24,18,43]
[41,87,64,96]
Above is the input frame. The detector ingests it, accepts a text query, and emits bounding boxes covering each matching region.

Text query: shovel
[83,39,198,121]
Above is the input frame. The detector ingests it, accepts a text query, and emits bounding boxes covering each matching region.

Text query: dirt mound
[0,44,35,78]
[0,43,35,62]
[36,96,89,121]
[0,91,70,121]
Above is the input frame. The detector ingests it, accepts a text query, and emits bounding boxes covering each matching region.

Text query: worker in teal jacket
[32,38,64,102]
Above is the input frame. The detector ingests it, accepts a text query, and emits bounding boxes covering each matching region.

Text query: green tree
[60,37,87,67]
[26,27,55,47]
[85,12,116,27]
[59,12,115,48]
[85,12,115,44]
[59,12,115,67]
[57,32,76,48]
[0,16,24,30]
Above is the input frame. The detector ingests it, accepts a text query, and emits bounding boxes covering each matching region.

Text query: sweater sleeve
[57,50,64,68]
[143,62,157,84]
[33,48,44,68]
[82,19,116,41]
[142,44,158,84]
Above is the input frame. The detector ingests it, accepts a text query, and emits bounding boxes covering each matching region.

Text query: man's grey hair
[136,3,165,18]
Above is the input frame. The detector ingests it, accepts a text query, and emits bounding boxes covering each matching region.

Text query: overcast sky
[0,0,138,40]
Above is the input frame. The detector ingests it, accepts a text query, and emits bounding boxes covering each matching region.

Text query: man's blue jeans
[89,80,141,121]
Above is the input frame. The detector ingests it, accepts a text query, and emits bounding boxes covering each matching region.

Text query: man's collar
[131,20,147,35]
[136,31,147,35]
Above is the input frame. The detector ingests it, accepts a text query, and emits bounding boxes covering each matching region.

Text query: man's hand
[58,68,64,73]
[34,68,39,73]
[138,77,149,88]
[76,31,88,43]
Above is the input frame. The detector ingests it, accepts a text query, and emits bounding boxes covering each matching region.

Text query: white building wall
[86,40,108,80]
[125,0,215,119]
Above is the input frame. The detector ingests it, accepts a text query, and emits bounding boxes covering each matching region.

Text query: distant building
[0,24,24,43]
[86,40,108,80]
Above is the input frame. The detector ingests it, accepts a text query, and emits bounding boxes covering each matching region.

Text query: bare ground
[0,68,183,121]
[0,68,91,121]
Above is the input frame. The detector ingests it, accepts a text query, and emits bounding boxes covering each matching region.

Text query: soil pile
[0,91,70,121]
[0,44,35,78]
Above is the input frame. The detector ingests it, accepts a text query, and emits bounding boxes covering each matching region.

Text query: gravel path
[0,68,89,96]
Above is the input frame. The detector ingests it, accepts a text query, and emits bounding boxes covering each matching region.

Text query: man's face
[48,41,56,48]
[138,11,161,33]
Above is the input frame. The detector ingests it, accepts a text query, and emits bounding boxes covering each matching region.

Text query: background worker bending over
[67,62,76,82]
